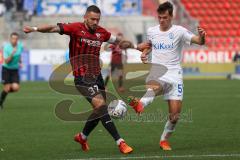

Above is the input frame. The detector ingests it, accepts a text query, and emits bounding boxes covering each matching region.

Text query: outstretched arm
[191,26,206,45]
[107,35,139,50]
[115,37,151,51]
[23,25,60,34]
[113,36,135,49]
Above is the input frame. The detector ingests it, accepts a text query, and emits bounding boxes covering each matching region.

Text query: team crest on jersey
[96,33,101,39]
[81,31,86,35]
[168,32,174,40]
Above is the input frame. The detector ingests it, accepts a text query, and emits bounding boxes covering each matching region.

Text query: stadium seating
[142,0,159,17]
[181,0,240,49]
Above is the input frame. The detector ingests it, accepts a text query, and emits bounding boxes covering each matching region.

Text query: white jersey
[147,25,194,69]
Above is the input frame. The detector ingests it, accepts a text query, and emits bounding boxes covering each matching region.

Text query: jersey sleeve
[57,23,79,35]
[182,27,194,45]
[103,30,111,42]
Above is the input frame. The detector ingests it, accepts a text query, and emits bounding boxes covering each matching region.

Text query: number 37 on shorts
[88,85,99,96]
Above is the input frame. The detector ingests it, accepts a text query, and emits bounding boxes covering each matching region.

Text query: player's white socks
[160,120,176,141]
[116,138,124,145]
[81,132,87,140]
[140,88,155,107]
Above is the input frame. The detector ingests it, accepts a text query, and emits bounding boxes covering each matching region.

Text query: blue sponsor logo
[153,42,174,50]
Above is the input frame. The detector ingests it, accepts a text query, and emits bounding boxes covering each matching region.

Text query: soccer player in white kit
[128,1,206,150]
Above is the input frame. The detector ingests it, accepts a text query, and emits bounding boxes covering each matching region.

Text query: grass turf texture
[0,80,240,160]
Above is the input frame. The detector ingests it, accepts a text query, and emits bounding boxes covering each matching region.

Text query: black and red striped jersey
[58,22,111,77]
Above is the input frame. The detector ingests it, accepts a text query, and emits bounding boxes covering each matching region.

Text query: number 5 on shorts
[178,84,183,94]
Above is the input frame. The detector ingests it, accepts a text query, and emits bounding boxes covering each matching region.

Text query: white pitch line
[65,154,240,160]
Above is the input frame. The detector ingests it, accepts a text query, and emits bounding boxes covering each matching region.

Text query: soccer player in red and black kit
[104,33,126,92]
[23,5,147,154]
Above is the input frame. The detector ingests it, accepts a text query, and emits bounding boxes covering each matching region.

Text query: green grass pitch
[0,80,240,160]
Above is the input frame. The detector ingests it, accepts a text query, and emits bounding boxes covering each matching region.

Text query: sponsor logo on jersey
[96,33,101,39]
[153,42,174,50]
[169,32,174,39]
[81,38,101,47]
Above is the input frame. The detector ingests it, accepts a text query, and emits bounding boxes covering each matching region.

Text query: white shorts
[146,65,183,101]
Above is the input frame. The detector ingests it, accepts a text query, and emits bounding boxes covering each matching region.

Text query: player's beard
[89,27,96,34]
[85,22,97,34]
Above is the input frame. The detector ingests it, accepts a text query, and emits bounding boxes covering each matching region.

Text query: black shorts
[1,66,20,84]
[74,74,106,103]
[111,63,123,72]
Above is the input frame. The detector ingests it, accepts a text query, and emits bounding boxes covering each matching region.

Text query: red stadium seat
[226,37,233,45]
[223,2,231,9]
[233,16,240,22]
[201,3,209,9]
[216,43,224,49]
[237,30,240,36]
[181,0,187,3]
[228,10,236,16]
[214,30,222,37]
[224,23,232,29]
[231,2,238,9]
[207,23,214,29]
[233,38,240,45]
[190,9,199,17]
[221,9,228,16]
[200,23,208,30]
[193,3,201,9]
[218,16,226,22]
[181,0,240,49]
[206,30,213,36]
[235,10,240,16]
[222,30,229,36]
[226,16,234,22]
[229,30,237,37]
[215,38,222,46]
[232,43,238,49]
[184,3,193,10]
[231,23,239,29]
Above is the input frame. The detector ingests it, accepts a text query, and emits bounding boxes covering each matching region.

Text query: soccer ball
[108,100,128,119]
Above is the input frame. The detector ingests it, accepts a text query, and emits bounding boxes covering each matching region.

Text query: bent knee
[91,94,106,108]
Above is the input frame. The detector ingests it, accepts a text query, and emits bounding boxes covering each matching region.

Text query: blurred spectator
[4,0,15,29]
[23,0,34,19]
[4,0,14,11]
[0,0,5,16]
[104,33,127,93]
[233,51,240,63]
[16,0,23,11]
